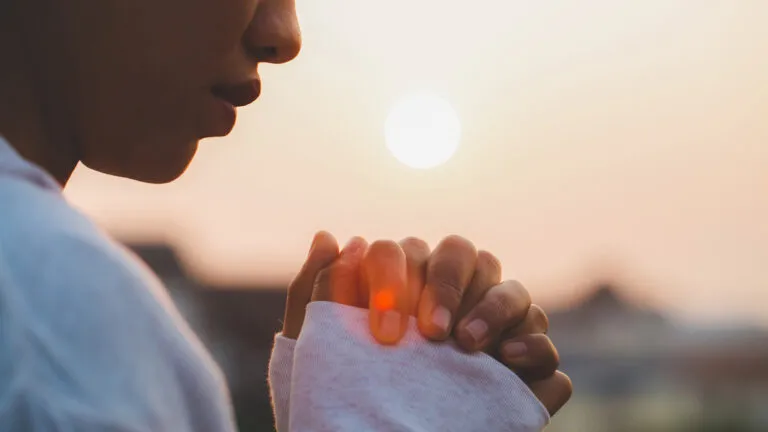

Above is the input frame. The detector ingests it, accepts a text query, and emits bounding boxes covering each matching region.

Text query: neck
[0,8,79,186]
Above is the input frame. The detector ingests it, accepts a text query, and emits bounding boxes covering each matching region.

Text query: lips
[211,79,262,107]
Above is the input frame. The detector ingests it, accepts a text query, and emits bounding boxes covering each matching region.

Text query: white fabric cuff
[287,302,550,431]
[268,333,295,432]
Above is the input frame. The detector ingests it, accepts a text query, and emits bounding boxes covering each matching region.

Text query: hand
[394,235,572,416]
[281,231,572,416]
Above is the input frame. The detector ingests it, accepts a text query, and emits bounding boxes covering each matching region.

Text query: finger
[455,279,530,352]
[399,237,431,317]
[528,371,573,416]
[455,250,503,322]
[282,231,339,339]
[502,304,549,339]
[499,333,559,383]
[364,240,409,345]
[312,237,368,306]
[418,235,478,340]
[452,251,503,352]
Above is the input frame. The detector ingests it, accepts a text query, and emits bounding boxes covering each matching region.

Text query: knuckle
[430,255,465,281]
[539,335,560,370]
[365,240,405,267]
[558,372,574,398]
[400,238,431,266]
[484,289,521,321]
[400,236,430,252]
[551,351,561,371]
[286,274,301,294]
[369,239,400,252]
[491,280,532,316]
[438,235,477,255]
[477,250,502,276]
[552,371,573,404]
[505,280,532,308]
[528,304,550,332]
[434,278,464,304]
[521,335,560,379]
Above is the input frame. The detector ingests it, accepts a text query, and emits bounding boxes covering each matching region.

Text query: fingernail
[431,306,452,333]
[379,310,401,341]
[502,341,528,359]
[464,319,488,345]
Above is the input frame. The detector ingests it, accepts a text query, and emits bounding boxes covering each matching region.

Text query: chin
[83,140,200,184]
[128,163,194,184]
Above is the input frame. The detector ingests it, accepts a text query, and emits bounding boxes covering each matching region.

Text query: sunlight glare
[385,93,461,169]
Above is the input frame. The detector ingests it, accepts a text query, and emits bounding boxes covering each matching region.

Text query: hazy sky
[64,1,768,326]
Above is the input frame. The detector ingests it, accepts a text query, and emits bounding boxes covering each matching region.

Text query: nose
[243,0,302,64]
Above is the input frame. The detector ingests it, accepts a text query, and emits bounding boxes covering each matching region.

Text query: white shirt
[0,137,236,431]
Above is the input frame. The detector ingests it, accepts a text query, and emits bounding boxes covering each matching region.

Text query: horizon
[123,239,766,330]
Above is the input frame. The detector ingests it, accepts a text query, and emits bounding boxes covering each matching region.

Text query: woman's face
[13,0,300,182]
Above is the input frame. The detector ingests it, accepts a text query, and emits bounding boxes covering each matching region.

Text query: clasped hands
[282,232,572,416]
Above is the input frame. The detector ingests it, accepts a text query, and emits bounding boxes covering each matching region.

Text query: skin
[283,232,573,416]
[0,0,571,418]
[0,0,300,184]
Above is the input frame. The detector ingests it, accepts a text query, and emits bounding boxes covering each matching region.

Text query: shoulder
[0,199,175,377]
[0,173,156,300]
[0,176,176,376]
[0,182,156,318]
[0,180,189,361]
[0,189,228,429]
[0,164,232,430]
[0,174,113,279]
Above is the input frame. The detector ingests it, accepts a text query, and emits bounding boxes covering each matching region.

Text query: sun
[385,92,461,169]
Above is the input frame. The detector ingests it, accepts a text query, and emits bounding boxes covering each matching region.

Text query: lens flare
[374,290,396,311]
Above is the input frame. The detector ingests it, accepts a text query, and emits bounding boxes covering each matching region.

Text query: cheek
[158,0,260,70]
[67,2,216,158]
[77,82,202,181]
[64,0,258,179]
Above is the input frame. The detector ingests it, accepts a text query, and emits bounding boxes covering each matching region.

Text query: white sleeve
[271,301,549,432]
[268,334,295,432]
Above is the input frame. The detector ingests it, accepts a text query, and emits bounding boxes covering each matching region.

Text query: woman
[0,0,570,430]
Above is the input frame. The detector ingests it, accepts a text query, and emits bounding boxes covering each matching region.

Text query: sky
[64,1,768,326]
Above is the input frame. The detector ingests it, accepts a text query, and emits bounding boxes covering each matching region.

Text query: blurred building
[548,284,768,432]
[126,242,768,432]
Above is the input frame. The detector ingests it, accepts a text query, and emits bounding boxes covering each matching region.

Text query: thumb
[312,236,368,306]
[282,231,339,339]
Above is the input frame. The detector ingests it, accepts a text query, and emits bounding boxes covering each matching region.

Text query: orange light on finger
[373,289,396,311]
